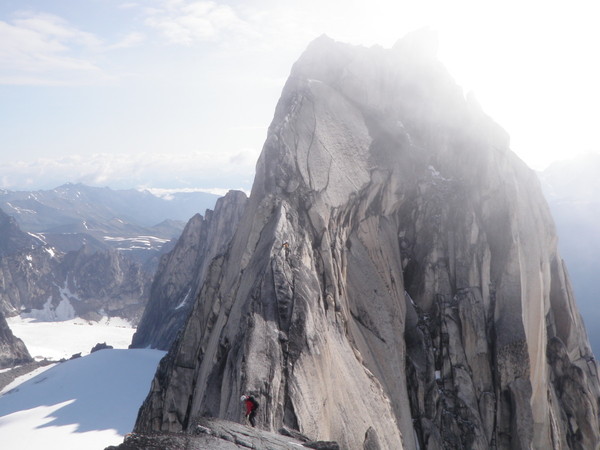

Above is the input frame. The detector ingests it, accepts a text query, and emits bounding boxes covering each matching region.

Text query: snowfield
[1,316,164,449]
[7,316,136,361]
[0,349,165,450]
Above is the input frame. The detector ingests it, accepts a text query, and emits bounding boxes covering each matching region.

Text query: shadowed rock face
[133,32,600,450]
[0,209,41,259]
[0,207,58,316]
[0,310,31,369]
[0,206,151,324]
[131,191,248,350]
[60,245,151,322]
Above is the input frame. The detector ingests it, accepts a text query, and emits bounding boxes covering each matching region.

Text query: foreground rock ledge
[105,417,340,450]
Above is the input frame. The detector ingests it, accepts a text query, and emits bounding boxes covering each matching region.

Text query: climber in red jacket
[240,394,259,427]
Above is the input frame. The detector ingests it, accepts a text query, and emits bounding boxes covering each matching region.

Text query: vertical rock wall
[132,190,248,350]
[135,33,600,449]
[0,310,31,369]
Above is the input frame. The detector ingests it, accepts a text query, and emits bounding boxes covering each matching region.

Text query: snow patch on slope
[0,365,56,395]
[21,297,76,322]
[175,288,192,310]
[6,203,37,215]
[59,282,81,303]
[6,316,135,361]
[103,235,170,250]
[0,349,165,450]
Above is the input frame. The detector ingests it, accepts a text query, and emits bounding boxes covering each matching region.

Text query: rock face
[0,207,58,316]
[0,208,42,257]
[0,207,150,324]
[131,190,248,350]
[0,310,32,369]
[58,245,151,323]
[133,33,600,449]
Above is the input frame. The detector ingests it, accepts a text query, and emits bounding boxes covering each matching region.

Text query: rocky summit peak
[128,34,600,450]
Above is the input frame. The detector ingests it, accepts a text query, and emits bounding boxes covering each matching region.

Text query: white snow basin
[7,316,136,361]
[0,348,165,450]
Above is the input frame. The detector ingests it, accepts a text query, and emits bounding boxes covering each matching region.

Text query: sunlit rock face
[134,32,600,449]
[131,190,248,350]
[0,310,31,369]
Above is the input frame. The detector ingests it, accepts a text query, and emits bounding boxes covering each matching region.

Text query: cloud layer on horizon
[0,150,258,192]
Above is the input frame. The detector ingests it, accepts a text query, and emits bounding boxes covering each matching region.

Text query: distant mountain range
[0,184,221,326]
[538,153,600,357]
[0,206,151,324]
[0,183,219,229]
[0,183,219,268]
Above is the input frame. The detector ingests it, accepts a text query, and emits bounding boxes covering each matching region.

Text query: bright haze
[1,0,598,193]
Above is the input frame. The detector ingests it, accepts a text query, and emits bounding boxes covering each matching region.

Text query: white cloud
[108,31,146,49]
[0,17,99,72]
[0,11,107,85]
[119,2,141,9]
[144,1,253,45]
[12,11,103,48]
[145,186,248,197]
[0,11,146,85]
[0,151,259,192]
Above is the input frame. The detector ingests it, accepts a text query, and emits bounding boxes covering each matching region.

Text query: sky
[1,0,599,193]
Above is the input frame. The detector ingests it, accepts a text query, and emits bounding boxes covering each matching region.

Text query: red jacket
[244,398,257,415]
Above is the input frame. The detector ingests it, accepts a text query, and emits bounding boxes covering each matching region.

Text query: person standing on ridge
[240,394,259,427]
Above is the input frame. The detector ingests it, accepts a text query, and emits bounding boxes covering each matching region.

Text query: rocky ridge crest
[131,190,248,350]
[132,32,600,449]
